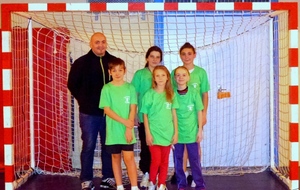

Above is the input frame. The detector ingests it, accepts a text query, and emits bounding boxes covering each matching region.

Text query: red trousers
[149,145,171,186]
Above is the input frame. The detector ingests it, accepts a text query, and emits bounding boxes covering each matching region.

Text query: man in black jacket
[68,32,116,190]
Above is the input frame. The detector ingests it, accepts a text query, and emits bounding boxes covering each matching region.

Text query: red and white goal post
[1,2,299,190]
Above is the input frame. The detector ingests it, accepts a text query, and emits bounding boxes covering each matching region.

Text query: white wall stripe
[2,31,11,53]
[290,142,299,161]
[289,30,299,48]
[107,3,128,11]
[4,144,14,165]
[66,3,90,11]
[178,3,196,11]
[5,183,13,190]
[4,106,13,128]
[290,67,299,86]
[28,3,47,11]
[290,104,299,123]
[3,69,12,90]
[253,2,271,11]
[216,3,234,11]
[145,3,164,11]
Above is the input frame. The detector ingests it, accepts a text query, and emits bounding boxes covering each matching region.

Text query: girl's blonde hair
[174,66,190,76]
[152,65,174,102]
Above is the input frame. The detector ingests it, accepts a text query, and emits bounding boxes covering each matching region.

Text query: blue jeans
[79,112,113,182]
[174,143,205,190]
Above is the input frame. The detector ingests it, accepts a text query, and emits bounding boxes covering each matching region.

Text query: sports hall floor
[0,168,296,190]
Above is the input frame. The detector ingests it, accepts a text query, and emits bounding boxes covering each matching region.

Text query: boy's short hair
[108,57,126,70]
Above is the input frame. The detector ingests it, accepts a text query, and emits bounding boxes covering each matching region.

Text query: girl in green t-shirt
[140,65,179,190]
[173,66,206,190]
[170,42,210,186]
[99,58,138,190]
[131,46,163,188]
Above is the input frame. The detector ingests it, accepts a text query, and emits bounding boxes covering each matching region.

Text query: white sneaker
[156,184,167,190]
[117,185,124,190]
[148,181,156,190]
[140,172,149,188]
[131,186,139,190]
[191,180,196,187]
[185,171,189,178]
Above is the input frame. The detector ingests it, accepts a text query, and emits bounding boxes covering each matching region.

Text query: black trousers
[138,123,151,174]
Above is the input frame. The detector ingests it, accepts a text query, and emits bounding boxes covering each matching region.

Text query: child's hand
[125,129,133,143]
[123,119,134,129]
[172,133,178,145]
[196,130,203,143]
[146,133,153,146]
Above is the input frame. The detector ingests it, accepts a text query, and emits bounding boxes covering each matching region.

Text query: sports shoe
[156,184,167,190]
[186,175,193,185]
[131,186,140,190]
[81,180,94,190]
[117,185,124,190]
[100,178,116,189]
[140,172,149,188]
[148,181,156,190]
[191,180,196,187]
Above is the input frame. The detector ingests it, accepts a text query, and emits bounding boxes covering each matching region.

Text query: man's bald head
[90,32,107,57]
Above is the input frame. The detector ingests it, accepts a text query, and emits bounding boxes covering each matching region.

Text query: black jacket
[67,50,116,116]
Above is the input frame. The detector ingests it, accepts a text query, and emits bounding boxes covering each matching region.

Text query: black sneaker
[187,175,193,185]
[81,180,95,190]
[170,172,177,184]
[100,178,116,189]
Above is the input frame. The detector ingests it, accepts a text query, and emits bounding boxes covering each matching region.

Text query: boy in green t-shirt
[99,58,138,190]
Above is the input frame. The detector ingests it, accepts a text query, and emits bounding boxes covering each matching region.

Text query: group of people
[67,32,210,190]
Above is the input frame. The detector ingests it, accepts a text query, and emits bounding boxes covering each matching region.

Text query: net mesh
[9,8,290,188]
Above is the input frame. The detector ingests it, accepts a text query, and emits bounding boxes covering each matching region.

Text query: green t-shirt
[140,88,179,146]
[99,82,137,145]
[175,88,204,143]
[131,68,152,122]
[171,65,210,96]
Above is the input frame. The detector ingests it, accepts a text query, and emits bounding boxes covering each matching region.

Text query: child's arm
[128,104,137,123]
[143,114,153,146]
[103,107,134,129]
[196,110,204,143]
[134,93,140,126]
[171,108,178,145]
[125,104,137,143]
[201,92,209,127]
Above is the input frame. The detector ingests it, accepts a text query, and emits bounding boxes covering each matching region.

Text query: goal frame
[1,2,299,190]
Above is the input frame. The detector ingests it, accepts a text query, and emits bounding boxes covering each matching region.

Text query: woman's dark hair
[145,46,163,67]
[179,42,196,54]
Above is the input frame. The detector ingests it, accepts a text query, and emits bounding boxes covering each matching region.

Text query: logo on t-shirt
[191,83,198,88]
[165,102,171,109]
[124,96,130,104]
[187,104,194,111]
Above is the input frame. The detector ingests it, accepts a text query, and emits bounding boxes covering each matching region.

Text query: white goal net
[6,4,294,189]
